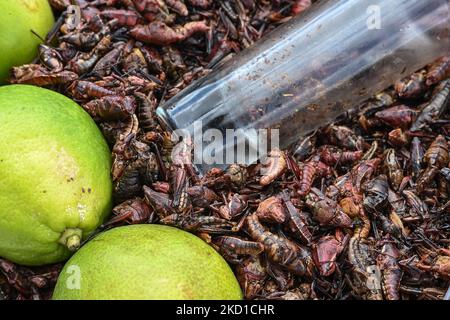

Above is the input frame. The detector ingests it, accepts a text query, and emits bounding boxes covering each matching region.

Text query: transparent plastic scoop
[157,0,450,173]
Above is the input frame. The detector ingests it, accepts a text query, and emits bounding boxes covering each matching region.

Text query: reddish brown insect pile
[2,0,450,300]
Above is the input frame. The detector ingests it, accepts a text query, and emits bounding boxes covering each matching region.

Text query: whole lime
[0,0,55,83]
[53,225,243,300]
[0,85,112,266]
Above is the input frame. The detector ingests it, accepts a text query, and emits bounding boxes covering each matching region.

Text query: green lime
[0,85,112,266]
[53,225,243,300]
[0,0,55,83]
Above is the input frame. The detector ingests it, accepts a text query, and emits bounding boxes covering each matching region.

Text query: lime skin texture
[0,0,55,83]
[53,224,243,300]
[0,84,112,266]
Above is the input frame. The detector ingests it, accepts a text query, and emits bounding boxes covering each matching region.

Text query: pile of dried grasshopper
[1,0,449,300]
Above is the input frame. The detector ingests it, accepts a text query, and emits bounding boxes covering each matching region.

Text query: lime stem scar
[59,228,82,252]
